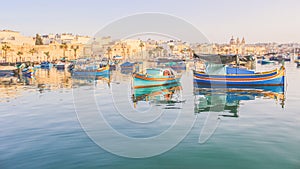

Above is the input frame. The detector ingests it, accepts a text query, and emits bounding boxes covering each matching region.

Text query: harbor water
[1,62,300,169]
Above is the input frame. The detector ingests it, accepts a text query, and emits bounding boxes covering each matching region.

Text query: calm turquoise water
[1,62,300,169]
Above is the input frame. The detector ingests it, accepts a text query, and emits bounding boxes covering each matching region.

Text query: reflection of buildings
[0,69,73,101]
[72,73,111,87]
[194,86,285,117]
[0,76,23,102]
[34,69,72,90]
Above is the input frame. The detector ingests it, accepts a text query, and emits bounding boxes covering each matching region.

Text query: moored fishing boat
[120,61,135,69]
[0,65,17,76]
[22,67,36,78]
[34,64,41,68]
[55,62,65,70]
[194,66,285,86]
[120,62,138,74]
[41,61,53,69]
[0,70,14,76]
[295,60,300,67]
[133,68,181,88]
[259,59,275,65]
[164,61,186,70]
[72,64,109,76]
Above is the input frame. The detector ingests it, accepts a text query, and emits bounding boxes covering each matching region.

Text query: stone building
[0,30,89,62]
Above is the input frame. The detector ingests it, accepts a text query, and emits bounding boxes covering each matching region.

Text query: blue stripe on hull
[41,63,53,69]
[56,65,65,69]
[194,76,284,86]
[194,71,277,79]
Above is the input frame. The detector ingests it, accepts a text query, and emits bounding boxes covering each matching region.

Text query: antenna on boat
[235,54,239,74]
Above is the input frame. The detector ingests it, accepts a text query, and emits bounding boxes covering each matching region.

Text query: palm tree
[155,46,163,57]
[148,50,153,58]
[139,41,144,58]
[225,48,229,54]
[127,48,130,59]
[17,51,23,62]
[71,45,79,59]
[121,43,126,59]
[169,45,174,55]
[44,51,50,61]
[1,44,11,62]
[29,48,37,62]
[163,49,168,57]
[60,43,68,58]
[107,47,112,60]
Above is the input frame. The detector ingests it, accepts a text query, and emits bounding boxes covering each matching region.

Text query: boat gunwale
[193,66,283,77]
[133,73,181,81]
[193,68,284,82]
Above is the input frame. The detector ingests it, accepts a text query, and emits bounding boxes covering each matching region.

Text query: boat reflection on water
[194,84,285,143]
[72,72,111,85]
[131,82,183,108]
[194,84,285,117]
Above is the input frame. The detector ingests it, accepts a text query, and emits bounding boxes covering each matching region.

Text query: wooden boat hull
[296,60,300,67]
[194,66,285,86]
[121,68,134,74]
[261,60,274,65]
[0,70,15,76]
[56,64,65,70]
[195,68,278,79]
[22,68,36,78]
[72,65,109,76]
[133,73,181,88]
[41,63,53,69]
[164,62,186,70]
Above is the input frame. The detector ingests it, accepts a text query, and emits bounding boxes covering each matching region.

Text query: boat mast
[235,54,239,74]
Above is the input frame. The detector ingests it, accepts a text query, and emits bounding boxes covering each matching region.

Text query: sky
[1,0,300,43]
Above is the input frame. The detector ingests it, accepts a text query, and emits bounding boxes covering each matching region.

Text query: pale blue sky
[1,0,300,43]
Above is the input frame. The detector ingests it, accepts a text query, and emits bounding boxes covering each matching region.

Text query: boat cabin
[145,68,174,77]
[205,63,254,75]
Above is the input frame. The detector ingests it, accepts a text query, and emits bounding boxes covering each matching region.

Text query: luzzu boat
[295,60,300,67]
[41,61,53,69]
[164,61,186,70]
[133,68,181,89]
[0,70,15,76]
[260,59,275,65]
[22,67,36,78]
[55,62,65,70]
[194,65,285,86]
[72,64,109,76]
